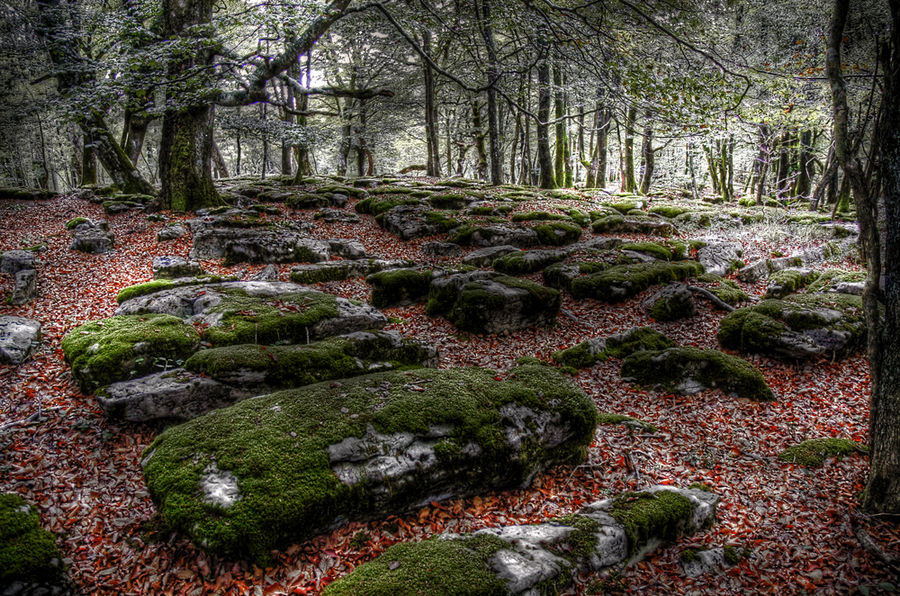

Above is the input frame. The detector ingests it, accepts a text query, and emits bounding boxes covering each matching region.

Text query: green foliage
[65,217,89,230]
[777,438,867,467]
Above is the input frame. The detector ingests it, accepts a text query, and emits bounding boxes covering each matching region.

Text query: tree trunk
[795,129,813,198]
[479,0,502,184]
[537,43,555,189]
[422,31,441,177]
[81,132,97,186]
[356,99,368,177]
[639,112,654,195]
[471,100,489,181]
[158,0,220,210]
[623,105,637,193]
[211,139,229,178]
[553,66,570,187]
[293,54,313,182]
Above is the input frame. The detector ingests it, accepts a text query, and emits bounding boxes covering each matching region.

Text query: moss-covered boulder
[366,268,434,307]
[152,255,205,280]
[325,486,719,595]
[378,205,459,239]
[492,249,567,275]
[644,283,697,321]
[450,224,539,248]
[806,268,867,294]
[0,494,70,595]
[717,293,865,360]
[764,268,821,299]
[570,261,704,303]
[621,346,774,400]
[777,438,867,467]
[696,274,748,306]
[552,327,673,369]
[61,314,200,392]
[115,275,232,304]
[142,364,598,560]
[426,271,560,334]
[592,215,675,237]
[355,196,424,215]
[290,259,415,284]
[534,221,582,246]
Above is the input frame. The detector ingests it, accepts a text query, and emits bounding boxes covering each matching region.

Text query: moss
[648,289,696,322]
[697,275,748,306]
[606,327,674,358]
[570,261,704,302]
[563,208,590,227]
[687,482,713,492]
[317,184,369,199]
[323,534,509,595]
[777,438,867,467]
[143,365,597,561]
[723,545,747,565]
[548,514,600,561]
[116,275,229,304]
[290,264,356,284]
[552,341,606,369]
[622,346,774,401]
[609,491,694,556]
[0,494,66,587]
[284,193,330,209]
[591,214,625,233]
[680,547,701,563]
[535,221,582,246]
[62,314,200,392]
[201,290,341,347]
[511,211,570,222]
[65,216,89,230]
[806,269,866,293]
[596,412,657,433]
[620,242,673,261]
[766,269,821,298]
[428,192,469,209]
[424,210,461,232]
[367,269,433,308]
[649,205,689,218]
[355,197,421,215]
[604,201,638,214]
[543,189,582,201]
[492,250,567,275]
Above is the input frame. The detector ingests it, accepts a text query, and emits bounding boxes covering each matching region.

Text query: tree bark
[553,67,571,187]
[537,42,555,189]
[623,105,637,193]
[471,100,488,181]
[81,132,97,186]
[479,0,503,185]
[639,112,654,195]
[422,31,441,177]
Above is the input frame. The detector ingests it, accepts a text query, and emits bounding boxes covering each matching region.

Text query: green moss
[620,242,673,261]
[591,214,625,233]
[648,289,696,322]
[622,346,774,400]
[723,545,747,565]
[604,201,638,214]
[570,261,704,302]
[806,269,866,293]
[424,210,461,232]
[680,547,701,563]
[563,209,590,227]
[548,514,600,561]
[290,264,356,284]
[777,438,867,467]
[0,494,66,587]
[62,314,200,392]
[116,275,230,304]
[317,184,369,199]
[143,365,597,561]
[65,217,89,230]
[697,275,748,306]
[535,221,582,246]
[367,269,433,308]
[355,197,421,215]
[649,205,689,218]
[687,482,713,492]
[543,189,582,201]
[596,413,657,433]
[284,193,330,209]
[323,534,509,596]
[428,192,469,209]
[201,290,341,346]
[766,269,821,298]
[511,211,570,222]
[609,491,694,556]
[606,327,674,358]
[552,341,606,369]
[492,250,567,275]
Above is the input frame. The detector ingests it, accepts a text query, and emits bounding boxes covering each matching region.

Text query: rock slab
[0,316,41,365]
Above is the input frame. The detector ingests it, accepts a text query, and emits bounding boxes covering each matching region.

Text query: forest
[1,0,899,593]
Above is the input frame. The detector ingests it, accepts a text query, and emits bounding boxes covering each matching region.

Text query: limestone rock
[69,220,114,253]
[379,205,454,240]
[0,316,41,365]
[697,242,742,277]
[152,256,205,279]
[187,212,312,262]
[12,269,36,305]
[1,250,35,274]
[492,249,567,275]
[461,245,521,267]
[457,224,539,248]
[644,283,697,321]
[290,259,414,284]
[421,241,462,257]
[157,223,187,241]
[315,208,361,223]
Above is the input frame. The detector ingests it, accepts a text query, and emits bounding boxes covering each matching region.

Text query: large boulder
[569,261,705,302]
[378,205,458,240]
[97,331,437,422]
[0,493,72,596]
[696,242,743,277]
[157,223,188,242]
[187,212,315,263]
[325,486,719,596]
[461,245,521,267]
[592,215,675,237]
[152,256,204,279]
[737,239,854,283]
[552,327,674,369]
[0,316,41,365]
[426,271,560,334]
[452,224,540,248]
[290,259,414,284]
[492,249,567,275]
[621,346,774,401]
[644,283,697,321]
[0,250,35,274]
[11,269,37,305]
[69,219,114,253]
[764,268,820,299]
[366,268,433,307]
[142,364,599,561]
[718,293,865,360]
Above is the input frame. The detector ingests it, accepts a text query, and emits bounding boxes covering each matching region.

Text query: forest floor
[1,184,899,595]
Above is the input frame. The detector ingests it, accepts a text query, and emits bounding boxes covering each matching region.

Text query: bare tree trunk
[537,42,555,189]
[623,105,637,192]
[639,111,654,195]
[211,139,229,178]
[479,0,502,184]
[471,100,488,180]
[422,31,441,177]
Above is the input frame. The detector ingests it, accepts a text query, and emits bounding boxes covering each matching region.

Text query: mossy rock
[492,249,567,275]
[646,284,697,322]
[284,193,330,209]
[355,197,423,215]
[116,275,232,304]
[0,494,69,590]
[620,242,674,261]
[552,327,673,369]
[142,364,598,561]
[65,217,89,230]
[511,211,571,222]
[765,269,821,299]
[542,189,582,201]
[535,221,582,246]
[367,269,434,308]
[806,269,866,293]
[609,490,694,556]
[426,272,560,334]
[184,331,435,390]
[316,184,369,199]
[604,200,639,214]
[592,216,675,237]
[62,314,200,392]
[621,346,774,401]
[648,205,690,218]
[596,413,657,433]
[563,208,590,227]
[428,192,472,210]
[697,274,748,306]
[718,293,865,359]
[570,261,704,303]
[777,438,867,467]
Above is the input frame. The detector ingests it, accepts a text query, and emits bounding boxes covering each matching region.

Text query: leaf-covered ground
[1,188,898,594]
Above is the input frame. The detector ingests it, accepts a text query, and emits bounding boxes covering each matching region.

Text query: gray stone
[290,259,415,284]
[328,239,367,260]
[461,245,521,267]
[697,242,742,277]
[739,239,855,282]
[1,250,35,274]
[200,463,242,508]
[422,241,463,257]
[379,205,448,240]
[249,264,279,281]
[314,208,360,223]
[0,316,41,364]
[157,223,187,241]
[153,256,205,279]
[12,269,36,305]
[492,249,568,274]
[187,213,313,262]
[465,224,539,248]
[644,283,697,321]
[70,220,114,253]
[833,281,865,295]
[681,546,747,577]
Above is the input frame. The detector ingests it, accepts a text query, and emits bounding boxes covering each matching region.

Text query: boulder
[569,261,705,302]
[249,264,279,281]
[534,222,582,246]
[0,493,73,596]
[453,224,539,248]
[492,249,567,275]
[461,245,521,267]
[142,364,599,560]
[621,346,774,400]
[325,486,719,596]
[157,223,188,241]
[426,271,560,334]
[367,268,433,307]
[0,250,35,274]
[644,283,697,321]
[152,256,205,279]
[681,546,748,578]
[11,269,36,305]
[718,293,866,360]
[738,239,854,283]
[696,242,743,277]
[592,215,675,237]
[422,241,463,257]
[187,212,312,262]
[0,316,41,365]
[290,259,414,284]
[552,327,674,369]
[379,205,458,240]
[69,220,114,253]
[314,208,361,223]
[764,268,820,299]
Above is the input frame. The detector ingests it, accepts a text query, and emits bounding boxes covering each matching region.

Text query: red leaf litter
[1,193,898,595]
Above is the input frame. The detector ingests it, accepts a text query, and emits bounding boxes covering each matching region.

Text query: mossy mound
[283,193,330,209]
[621,346,774,400]
[718,293,865,359]
[511,211,571,222]
[316,184,369,199]
[646,284,697,322]
[697,274,748,306]
[367,269,433,308]
[609,490,694,556]
[604,200,640,214]
[65,217,89,230]
[570,261,704,303]
[806,269,866,293]
[535,221,582,246]
[777,438,867,467]
[116,275,230,304]
[429,192,473,210]
[142,364,598,561]
[492,249,567,275]
[62,314,200,392]
[355,196,423,215]
[596,413,658,433]
[184,331,435,390]
[592,215,675,237]
[426,272,560,334]
[0,494,68,590]
[620,241,682,261]
[552,327,673,369]
[765,269,821,299]
[648,205,690,218]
